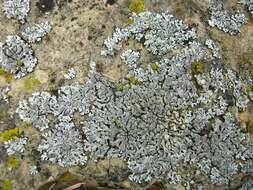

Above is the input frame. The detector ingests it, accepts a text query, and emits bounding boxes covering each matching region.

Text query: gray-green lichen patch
[3,0,30,22]
[0,35,37,79]
[4,137,27,155]
[0,86,10,103]
[101,11,197,56]
[15,11,253,189]
[208,0,247,35]
[20,21,52,43]
[64,68,76,80]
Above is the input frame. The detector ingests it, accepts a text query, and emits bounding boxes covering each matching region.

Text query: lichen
[38,116,87,167]
[3,0,30,22]
[150,63,158,71]
[101,11,196,56]
[208,0,247,35]
[205,39,222,59]
[191,60,204,75]
[20,21,51,43]
[29,165,38,175]
[0,178,10,190]
[129,0,144,14]
[16,11,253,188]
[4,137,27,155]
[0,36,38,79]
[5,155,17,169]
[0,128,19,142]
[64,68,76,80]
[0,87,10,103]
[127,76,139,87]
[0,69,13,83]
[117,82,125,92]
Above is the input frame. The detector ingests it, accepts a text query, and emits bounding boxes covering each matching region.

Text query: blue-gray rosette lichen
[0,35,37,79]
[15,10,253,188]
[208,0,247,35]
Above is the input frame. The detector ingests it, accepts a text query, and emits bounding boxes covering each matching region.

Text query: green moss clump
[1,178,10,190]
[0,68,13,83]
[23,77,41,92]
[191,60,204,75]
[151,63,158,71]
[0,128,19,142]
[129,0,144,14]
[5,155,17,169]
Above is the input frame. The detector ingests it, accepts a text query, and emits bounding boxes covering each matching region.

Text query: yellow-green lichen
[129,0,144,14]
[114,117,121,128]
[1,178,10,190]
[16,59,23,67]
[5,155,17,169]
[0,128,19,142]
[191,60,204,75]
[118,82,125,92]
[151,63,158,71]
[23,77,41,92]
[0,68,13,83]
[127,76,139,88]
[126,18,134,25]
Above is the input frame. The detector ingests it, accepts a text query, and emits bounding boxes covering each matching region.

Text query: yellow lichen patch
[5,155,17,169]
[0,128,19,142]
[129,0,144,14]
[23,76,41,92]
[191,60,204,75]
[1,178,10,190]
[151,63,158,71]
[0,68,13,83]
